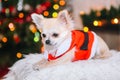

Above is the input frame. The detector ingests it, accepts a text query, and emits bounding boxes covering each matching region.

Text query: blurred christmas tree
[0,0,67,71]
[80,6,120,31]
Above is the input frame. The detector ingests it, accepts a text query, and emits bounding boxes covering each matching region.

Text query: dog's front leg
[33,58,61,70]
[33,47,75,70]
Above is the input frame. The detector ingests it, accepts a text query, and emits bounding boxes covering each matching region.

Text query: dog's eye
[52,33,59,37]
[42,33,46,38]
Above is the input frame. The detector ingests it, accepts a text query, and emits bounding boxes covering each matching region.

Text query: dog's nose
[45,40,50,44]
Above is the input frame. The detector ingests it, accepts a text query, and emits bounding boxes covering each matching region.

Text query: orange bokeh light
[59,0,65,6]
[19,13,24,18]
[2,37,7,43]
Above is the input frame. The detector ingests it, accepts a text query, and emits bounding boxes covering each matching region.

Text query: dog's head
[31,10,74,51]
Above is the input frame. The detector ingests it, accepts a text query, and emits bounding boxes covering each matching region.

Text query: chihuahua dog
[31,10,110,70]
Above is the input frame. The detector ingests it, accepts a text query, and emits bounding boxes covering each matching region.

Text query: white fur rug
[3,50,120,80]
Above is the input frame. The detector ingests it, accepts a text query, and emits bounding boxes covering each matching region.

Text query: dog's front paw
[33,64,41,71]
[32,58,48,71]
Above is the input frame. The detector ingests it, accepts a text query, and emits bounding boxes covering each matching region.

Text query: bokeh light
[83,26,89,32]
[34,36,39,42]
[19,12,24,18]
[29,24,37,33]
[52,12,58,18]
[59,0,65,6]
[111,18,119,24]
[43,11,49,17]
[80,11,85,15]
[93,20,98,26]
[8,22,15,31]
[34,32,40,42]
[2,37,8,43]
[16,52,22,59]
[53,4,59,10]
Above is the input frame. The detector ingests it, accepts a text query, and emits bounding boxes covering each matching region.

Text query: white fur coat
[3,50,120,80]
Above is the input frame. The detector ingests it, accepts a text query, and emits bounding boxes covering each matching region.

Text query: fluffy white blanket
[3,50,120,80]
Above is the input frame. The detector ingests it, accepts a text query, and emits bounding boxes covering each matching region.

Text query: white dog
[2,10,111,80]
[31,10,110,70]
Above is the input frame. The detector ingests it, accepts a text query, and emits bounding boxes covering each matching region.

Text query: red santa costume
[47,30,98,61]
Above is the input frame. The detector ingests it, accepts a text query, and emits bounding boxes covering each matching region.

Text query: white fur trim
[88,32,98,59]
[55,36,72,57]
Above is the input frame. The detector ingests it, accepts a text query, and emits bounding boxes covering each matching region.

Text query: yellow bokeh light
[59,0,66,6]
[53,4,59,10]
[43,11,49,17]
[93,20,99,26]
[19,12,24,18]
[16,52,22,59]
[2,37,7,43]
[52,12,58,18]
[83,26,89,32]
[8,23,15,31]
[111,18,119,24]
[93,20,102,27]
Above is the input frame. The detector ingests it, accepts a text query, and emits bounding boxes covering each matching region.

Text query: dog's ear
[31,13,44,29]
[58,10,69,24]
[58,10,74,29]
